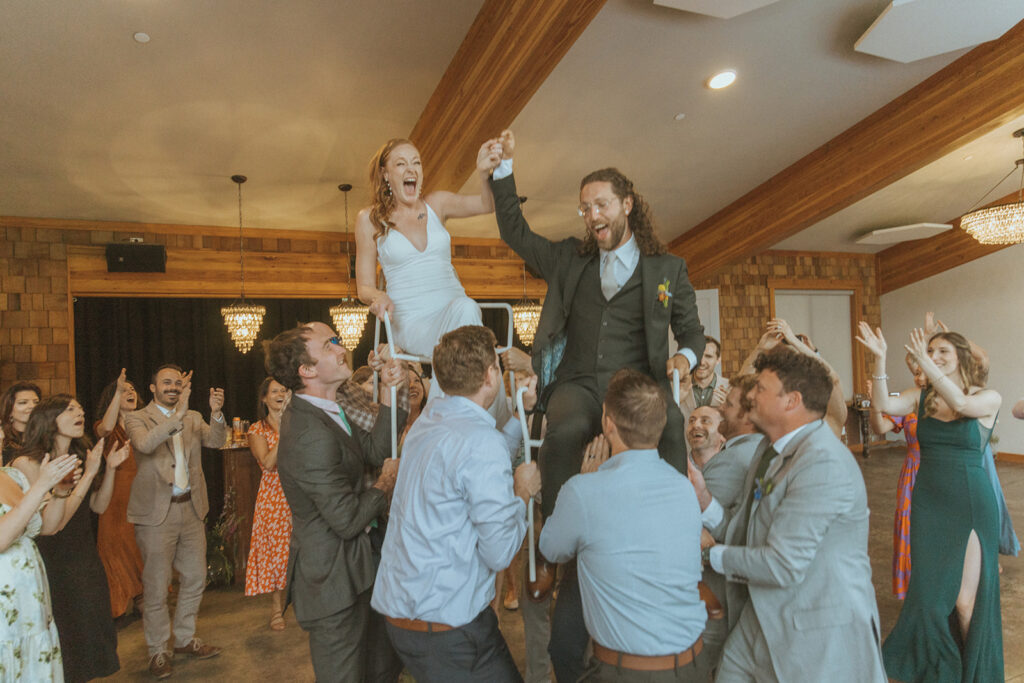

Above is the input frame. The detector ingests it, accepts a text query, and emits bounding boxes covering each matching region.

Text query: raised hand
[209,387,225,415]
[175,371,193,417]
[855,321,887,358]
[581,434,610,474]
[687,457,712,510]
[115,367,129,392]
[106,442,130,470]
[924,311,949,336]
[757,329,782,351]
[498,130,515,160]
[379,359,406,389]
[38,453,81,490]
[476,138,502,172]
[767,318,798,345]
[904,328,930,365]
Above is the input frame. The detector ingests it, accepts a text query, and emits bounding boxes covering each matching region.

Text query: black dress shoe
[527,553,557,602]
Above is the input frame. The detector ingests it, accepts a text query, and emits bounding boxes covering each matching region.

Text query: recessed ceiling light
[133,32,151,44]
[963,154,974,161]
[674,113,686,121]
[706,70,737,90]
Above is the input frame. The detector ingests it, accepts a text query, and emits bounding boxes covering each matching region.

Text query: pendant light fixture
[220,175,266,353]
[511,262,542,347]
[960,128,1024,245]
[330,183,370,348]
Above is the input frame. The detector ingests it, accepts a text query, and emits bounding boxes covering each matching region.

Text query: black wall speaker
[105,244,167,273]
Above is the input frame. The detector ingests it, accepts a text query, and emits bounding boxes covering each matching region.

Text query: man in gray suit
[265,322,405,682]
[125,365,227,679]
[707,347,886,683]
[686,377,762,671]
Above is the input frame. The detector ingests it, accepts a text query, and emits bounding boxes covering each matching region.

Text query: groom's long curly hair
[576,168,666,257]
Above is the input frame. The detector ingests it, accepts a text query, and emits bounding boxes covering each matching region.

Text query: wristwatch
[701,547,711,565]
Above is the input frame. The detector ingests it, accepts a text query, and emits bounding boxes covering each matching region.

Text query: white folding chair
[371,303,516,459]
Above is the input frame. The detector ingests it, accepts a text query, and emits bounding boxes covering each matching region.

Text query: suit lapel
[562,254,594,319]
[748,422,822,525]
[293,395,359,451]
[641,255,659,320]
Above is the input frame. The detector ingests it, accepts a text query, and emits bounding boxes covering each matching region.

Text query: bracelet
[52,489,72,499]
[872,374,888,380]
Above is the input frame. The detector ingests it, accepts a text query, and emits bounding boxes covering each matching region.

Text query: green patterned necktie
[337,405,351,433]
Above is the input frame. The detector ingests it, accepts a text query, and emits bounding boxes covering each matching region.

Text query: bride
[354,135,506,359]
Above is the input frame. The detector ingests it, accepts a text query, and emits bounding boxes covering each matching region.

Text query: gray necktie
[601,253,619,300]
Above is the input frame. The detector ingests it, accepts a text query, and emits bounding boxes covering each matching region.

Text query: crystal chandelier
[511,263,542,347]
[961,128,1024,246]
[329,183,369,348]
[221,175,266,353]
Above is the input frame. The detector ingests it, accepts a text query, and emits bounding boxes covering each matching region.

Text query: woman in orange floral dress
[245,377,292,631]
[94,369,145,617]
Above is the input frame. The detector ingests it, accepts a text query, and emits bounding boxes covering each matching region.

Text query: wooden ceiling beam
[410,0,607,194]
[876,190,1019,294]
[669,19,1024,281]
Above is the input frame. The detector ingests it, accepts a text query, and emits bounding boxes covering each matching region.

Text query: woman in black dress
[12,394,128,682]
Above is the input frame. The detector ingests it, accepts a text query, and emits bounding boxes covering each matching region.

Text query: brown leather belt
[593,638,703,671]
[385,616,454,633]
[170,491,192,504]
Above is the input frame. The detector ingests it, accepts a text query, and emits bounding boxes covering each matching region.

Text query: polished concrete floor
[100,446,1023,681]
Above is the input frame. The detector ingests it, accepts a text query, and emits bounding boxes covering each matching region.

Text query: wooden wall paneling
[67,246,546,300]
[875,191,1018,294]
[410,0,607,194]
[670,19,1024,281]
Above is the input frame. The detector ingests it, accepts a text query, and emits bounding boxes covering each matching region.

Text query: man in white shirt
[373,325,541,682]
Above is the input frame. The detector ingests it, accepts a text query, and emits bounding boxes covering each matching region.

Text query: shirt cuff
[701,497,724,529]
[211,413,225,423]
[492,158,514,180]
[709,545,726,574]
[676,348,697,371]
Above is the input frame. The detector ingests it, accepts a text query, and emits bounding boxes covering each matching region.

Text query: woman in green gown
[858,324,1002,682]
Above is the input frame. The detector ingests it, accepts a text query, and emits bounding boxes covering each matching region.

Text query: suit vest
[557,257,649,389]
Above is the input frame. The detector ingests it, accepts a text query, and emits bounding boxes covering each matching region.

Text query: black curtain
[73,296,523,424]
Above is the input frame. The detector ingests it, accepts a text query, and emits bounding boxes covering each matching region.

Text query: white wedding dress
[376,204,511,425]
[377,204,482,358]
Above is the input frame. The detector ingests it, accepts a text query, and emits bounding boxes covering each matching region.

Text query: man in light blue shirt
[373,325,541,682]
[539,368,709,682]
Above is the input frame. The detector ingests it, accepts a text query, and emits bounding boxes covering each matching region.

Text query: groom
[489,131,705,681]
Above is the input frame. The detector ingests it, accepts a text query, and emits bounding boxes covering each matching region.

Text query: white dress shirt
[371,396,525,627]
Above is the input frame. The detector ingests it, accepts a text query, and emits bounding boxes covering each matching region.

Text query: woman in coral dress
[245,378,292,631]
[93,369,145,617]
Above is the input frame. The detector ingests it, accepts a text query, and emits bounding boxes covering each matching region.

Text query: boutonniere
[754,476,774,501]
[657,278,672,308]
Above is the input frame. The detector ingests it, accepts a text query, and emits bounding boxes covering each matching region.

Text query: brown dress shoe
[526,553,557,602]
[149,652,172,679]
[173,638,222,660]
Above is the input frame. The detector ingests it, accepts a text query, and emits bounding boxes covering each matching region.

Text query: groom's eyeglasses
[577,196,620,217]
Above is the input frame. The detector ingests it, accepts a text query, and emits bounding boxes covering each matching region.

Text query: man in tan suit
[125,364,227,679]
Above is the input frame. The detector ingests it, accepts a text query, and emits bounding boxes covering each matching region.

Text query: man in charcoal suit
[488,130,705,681]
[265,322,406,682]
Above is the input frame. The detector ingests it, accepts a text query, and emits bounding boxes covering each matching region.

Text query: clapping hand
[106,442,130,470]
[711,382,729,406]
[580,434,610,474]
[175,371,194,418]
[115,367,129,392]
[38,453,81,491]
[84,438,105,478]
[209,387,225,416]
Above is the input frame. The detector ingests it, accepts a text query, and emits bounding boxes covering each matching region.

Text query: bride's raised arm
[427,138,504,222]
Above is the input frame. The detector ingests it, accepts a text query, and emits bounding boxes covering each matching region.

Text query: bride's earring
[385,179,392,196]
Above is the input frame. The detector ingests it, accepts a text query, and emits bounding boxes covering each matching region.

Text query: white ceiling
[1,0,1020,258]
